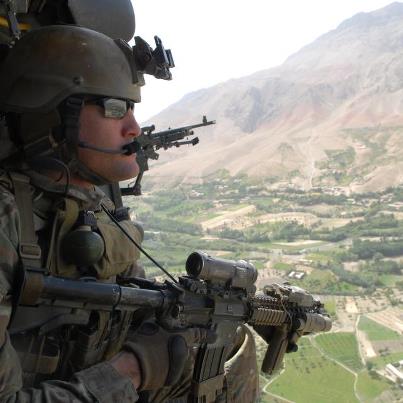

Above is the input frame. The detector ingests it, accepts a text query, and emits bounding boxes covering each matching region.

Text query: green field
[324,297,337,318]
[369,352,403,369]
[356,371,392,402]
[298,269,336,290]
[315,332,363,372]
[272,262,293,271]
[379,274,402,287]
[266,338,358,403]
[306,252,333,265]
[358,316,401,341]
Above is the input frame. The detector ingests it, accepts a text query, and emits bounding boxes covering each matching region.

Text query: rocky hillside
[143,2,403,193]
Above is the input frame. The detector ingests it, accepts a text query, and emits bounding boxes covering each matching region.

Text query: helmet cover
[0,25,142,113]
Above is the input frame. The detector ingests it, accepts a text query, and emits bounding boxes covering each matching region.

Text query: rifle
[121,116,216,196]
[16,251,331,403]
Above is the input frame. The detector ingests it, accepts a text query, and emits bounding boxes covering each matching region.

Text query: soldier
[0,22,258,403]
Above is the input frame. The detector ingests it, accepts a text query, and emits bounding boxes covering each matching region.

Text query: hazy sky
[133,0,397,122]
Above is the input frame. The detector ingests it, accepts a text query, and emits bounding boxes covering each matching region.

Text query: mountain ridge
[143,2,403,193]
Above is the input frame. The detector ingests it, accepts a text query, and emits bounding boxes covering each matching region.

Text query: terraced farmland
[315,332,363,372]
[267,338,358,403]
[358,316,401,342]
[356,372,391,402]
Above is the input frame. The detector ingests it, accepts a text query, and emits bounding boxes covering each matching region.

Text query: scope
[185,251,257,289]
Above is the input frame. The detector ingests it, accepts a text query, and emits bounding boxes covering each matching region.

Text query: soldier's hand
[122,321,190,391]
[109,351,142,389]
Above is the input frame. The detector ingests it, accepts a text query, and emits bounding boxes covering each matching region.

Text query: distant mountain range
[143,2,403,193]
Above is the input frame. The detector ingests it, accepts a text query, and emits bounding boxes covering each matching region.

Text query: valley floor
[125,180,403,402]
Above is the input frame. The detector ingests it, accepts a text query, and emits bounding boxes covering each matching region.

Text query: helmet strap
[60,96,112,186]
[67,158,110,186]
[59,96,83,157]
[18,110,62,158]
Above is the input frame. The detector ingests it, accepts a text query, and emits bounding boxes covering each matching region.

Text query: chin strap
[68,158,110,186]
[60,97,112,186]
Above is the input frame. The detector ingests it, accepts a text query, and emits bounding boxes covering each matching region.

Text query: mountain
[143,2,403,193]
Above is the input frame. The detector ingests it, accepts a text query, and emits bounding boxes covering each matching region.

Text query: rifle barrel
[147,119,215,139]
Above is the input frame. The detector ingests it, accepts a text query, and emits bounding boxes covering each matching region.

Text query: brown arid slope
[143,2,403,193]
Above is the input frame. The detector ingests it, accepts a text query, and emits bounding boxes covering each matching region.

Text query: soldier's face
[78,104,141,183]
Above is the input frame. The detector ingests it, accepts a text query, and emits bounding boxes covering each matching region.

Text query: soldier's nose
[123,111,141,138]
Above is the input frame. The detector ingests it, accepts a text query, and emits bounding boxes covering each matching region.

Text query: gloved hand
[123,322,202,391]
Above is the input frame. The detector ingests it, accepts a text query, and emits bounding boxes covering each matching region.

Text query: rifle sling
[10,173,42,267]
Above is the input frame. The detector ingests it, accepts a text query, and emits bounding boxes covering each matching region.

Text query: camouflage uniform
[0,172,141,402]
[0,170,259,402]
[222,326,259,403]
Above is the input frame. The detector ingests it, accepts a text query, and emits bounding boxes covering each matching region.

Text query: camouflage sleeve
[223,325,259,403]
[0,189,139,402]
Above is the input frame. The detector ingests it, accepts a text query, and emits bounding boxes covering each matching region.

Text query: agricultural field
[368,351,403,370]
[356,371,392,402]
[358,316,401,342]
[315,332,363,372]
[262,338,358,403]
[324,297,337,318]
[126,179,403,402]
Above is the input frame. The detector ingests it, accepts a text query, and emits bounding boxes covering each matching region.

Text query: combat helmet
[0,24,174,184]
[0,0,136,45]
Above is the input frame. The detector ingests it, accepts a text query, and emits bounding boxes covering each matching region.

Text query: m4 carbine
[121,116,216,196]
[16,251,331,403]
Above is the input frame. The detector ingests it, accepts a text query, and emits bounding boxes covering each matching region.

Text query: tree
[366,362,374,371]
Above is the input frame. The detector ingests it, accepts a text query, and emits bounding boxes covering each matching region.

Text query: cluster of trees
[351,239,403,260]
[272,222,310,241]
[297,193,347,206]
[313,259,380,291]
[360,259,403,275]
[325,147,356,168]
[149,191,186,209]
[140,213,202,235]
[216,221,310,243]
[330,263,379,291]
[216,227,250,241]
[312,231,347,242]
[312,214,402,241]
[314,239,403,292]
[147,192,215,218]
